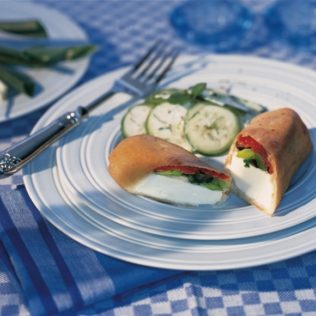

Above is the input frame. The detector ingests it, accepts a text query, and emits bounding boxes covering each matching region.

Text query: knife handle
[0,106,88,178]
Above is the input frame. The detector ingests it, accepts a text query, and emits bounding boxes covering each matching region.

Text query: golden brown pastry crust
[225,107,313,214]
[109,135,229,190]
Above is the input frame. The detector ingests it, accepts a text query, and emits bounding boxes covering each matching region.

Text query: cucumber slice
[185,104,239,155]
[121,105,151,137]
[146,102,192,151]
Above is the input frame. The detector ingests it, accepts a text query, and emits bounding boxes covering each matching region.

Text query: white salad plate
[24,55,316,270]
[0,2,91,121]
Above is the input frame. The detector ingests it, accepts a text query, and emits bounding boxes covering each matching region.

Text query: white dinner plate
[56,56,316,240]
[0,2,91,121]
[24,55,316,270]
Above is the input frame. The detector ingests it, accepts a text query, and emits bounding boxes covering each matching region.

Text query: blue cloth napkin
[0,186,180,315]
[1,187,316,315]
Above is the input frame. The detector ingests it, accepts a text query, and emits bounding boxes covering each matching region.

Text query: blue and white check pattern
[0,0,316,315]
[1,186,316,316]
[83,256,316,316]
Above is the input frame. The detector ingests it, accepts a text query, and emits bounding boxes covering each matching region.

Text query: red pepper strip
[237,135,273,173]
[154,165,230,180]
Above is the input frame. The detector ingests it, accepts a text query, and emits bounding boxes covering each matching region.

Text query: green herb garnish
[168,91,192,105]
[189,82,207,98]
[145,88,180,106]
[146,83,208,108]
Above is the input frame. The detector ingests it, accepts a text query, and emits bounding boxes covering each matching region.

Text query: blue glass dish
[170,0,254,51]
[265,0,316,47]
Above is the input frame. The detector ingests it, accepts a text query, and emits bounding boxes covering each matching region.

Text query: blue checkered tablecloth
[1,0,316,315]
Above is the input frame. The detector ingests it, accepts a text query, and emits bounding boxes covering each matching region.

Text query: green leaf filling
[201,179,230,191]
[156,170,183,176]
[237,148,267,172]
[236,148,255,159]
[155,169,228,191]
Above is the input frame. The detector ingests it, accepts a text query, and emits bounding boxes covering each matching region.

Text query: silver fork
[0,41,179,178]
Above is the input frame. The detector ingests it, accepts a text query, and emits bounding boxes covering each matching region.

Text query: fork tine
[117,40,179,96]
[154,48,179,84]
[127,40,162,75]
[145,46,177,82]
[134,42,166,79]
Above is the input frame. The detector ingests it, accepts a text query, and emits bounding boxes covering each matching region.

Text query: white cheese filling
[131,173,223,206]
[229,150,275,212]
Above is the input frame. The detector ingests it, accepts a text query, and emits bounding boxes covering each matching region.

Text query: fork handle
[0,106,88,178]
[0,89,118,178]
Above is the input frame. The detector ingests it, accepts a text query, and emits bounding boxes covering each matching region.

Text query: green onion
[0,46,32,65]
[0,66,36,96]
[0,44,97,67]
[23,45,97,65]
[0,36,96,98]
[0,20,47,38]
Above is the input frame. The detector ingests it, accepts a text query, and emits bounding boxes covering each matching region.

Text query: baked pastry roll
[225,108,313,215]
[109,135,231,206]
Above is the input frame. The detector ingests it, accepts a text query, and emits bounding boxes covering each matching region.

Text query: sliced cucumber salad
[146,103,192,151]
[121,83,265,156]
[121,105,151,138]
[185,104,239,155]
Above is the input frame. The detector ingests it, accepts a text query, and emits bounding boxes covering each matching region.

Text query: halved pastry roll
[109,135,231,206]
[225,108,313,215]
